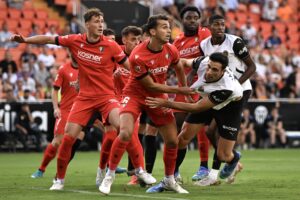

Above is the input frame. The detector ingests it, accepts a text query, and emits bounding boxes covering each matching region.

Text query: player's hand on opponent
[54,108,61,118]
[10,34,26,43]
[185,95,195,103]
[178,86,196,95]
[145,97,168,108]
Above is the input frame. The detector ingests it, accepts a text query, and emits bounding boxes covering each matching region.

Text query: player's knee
[178,135,189,148]
[51,138,62,148]
[165,137,178,148]
[119,128,132,141]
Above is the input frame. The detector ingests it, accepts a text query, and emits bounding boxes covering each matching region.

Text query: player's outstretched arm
[145,95,215,112]
[138,74,195,95]
[10,34,56,45]
[52,88,61,118]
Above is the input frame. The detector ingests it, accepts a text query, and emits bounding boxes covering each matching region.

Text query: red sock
[108,137,129,170]
[57,135,76,179]
[197,127,210,163]
[39,143,58,172]
[163,145,178,176]
[99,130,117,169]
[126,123,144,169]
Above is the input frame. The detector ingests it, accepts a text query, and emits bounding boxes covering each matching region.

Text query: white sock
[209,169,219,180]
[106,169,115,176]
[134,167,144,174]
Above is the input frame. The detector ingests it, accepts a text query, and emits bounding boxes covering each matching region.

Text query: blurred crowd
[0,0,300,102]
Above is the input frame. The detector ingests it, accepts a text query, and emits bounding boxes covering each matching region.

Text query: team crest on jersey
[135,55,139,59]
[165,53,170,60]
[99,47,104,52]
[80,43,84,48]
[150,60,155,65]
[135,65,141,73]
[70,73,73,77]
[181,41,185,46]
[195,37,199,42]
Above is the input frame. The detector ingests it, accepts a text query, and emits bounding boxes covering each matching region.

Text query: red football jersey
[124,41,180,98]
[53,62,78,111]
[56,33,126,98]
[113,66,131,97]
[173,26,211,74]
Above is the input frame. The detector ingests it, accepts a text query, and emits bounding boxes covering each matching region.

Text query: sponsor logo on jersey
[149,66,168,75]
[77,50,102,63]
[179,46,199,56]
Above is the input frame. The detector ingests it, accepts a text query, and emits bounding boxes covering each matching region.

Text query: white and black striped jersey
[200,33,252,91]
[190,56,243,110]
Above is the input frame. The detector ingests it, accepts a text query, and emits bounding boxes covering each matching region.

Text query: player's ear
[122,36,126,45]
[85,21,89,29]
[149,28,156,36]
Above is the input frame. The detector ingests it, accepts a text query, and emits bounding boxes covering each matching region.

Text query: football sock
[109,137,129,170]
[99,131,117,169]
[212,151,222,170]
[69,139,81,162]
[57,135,76,179]
[174,148,187,174]
[126,133,144,169]
[144,135,157,173]
[163,145,177,176]
[197,127,209,168]
[228,150,239,165]
[39,143,58,172]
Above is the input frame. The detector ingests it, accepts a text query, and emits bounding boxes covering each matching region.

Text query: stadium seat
[19,19,32,30]
[260,22,273,33]
[18,43,27,50]
[22,9,35,19]
[35,9,48,20]
[33,19,46,31]
[273,22,287,33]
[226,12,236,21]
[278,33,286,43]
[237,4,247,12]
[6,19,19,32]
[10,48,22,63]
[17,29,30,37]
[8,8,22,20]
[55,0,68,6]
[0,9,7,20]
[0,0,7,9]
[287,42,299,51]
[287,23,299,33]
[0,19,3,27]
[47,19,59,28]
[236,12,247,24]
[248,13,261,23]
[288,34,299,43]
[54,48,68,63]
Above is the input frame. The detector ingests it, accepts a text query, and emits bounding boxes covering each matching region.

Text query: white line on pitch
[28,187,190,200]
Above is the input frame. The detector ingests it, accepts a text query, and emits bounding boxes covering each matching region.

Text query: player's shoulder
[198,27,210,35]
[173,32,185,44]
[225,33,242,43]
[200,35,212,45]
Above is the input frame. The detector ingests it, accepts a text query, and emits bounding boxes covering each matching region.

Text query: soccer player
[97,26,146,186]
[99,14,193,195]
[172,6,211,182]
[146,52,244,188]
[30,56,84,179]
[195,14,256,185]
[11,8,131,190]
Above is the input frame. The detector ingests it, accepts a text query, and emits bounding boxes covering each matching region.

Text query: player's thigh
[107,107,120,129]
[51,134,64,147]
[178,121,203,149]
[145,122,158,136]
[174,112,188,133]
[157,119,178,148]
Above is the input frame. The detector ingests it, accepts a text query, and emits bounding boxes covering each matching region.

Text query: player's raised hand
[10,34,26,43]
[145,97,168,108]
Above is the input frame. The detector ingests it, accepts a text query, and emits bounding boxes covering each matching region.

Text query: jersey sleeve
[55,34,76,48]
[208,89,233,104]
[199,27,211,41]
[53,66,64,88]
[232,38,250,60]
[129,56,149,80]
[110,41,127,64]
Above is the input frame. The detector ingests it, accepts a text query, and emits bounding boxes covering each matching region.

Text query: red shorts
[68,95,120,126]
[53,110,69,135]
[173,93,200,113]
[120,94,174,126]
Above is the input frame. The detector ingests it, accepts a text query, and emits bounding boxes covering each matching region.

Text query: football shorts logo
[99,47,104,52]
[135,65,141,73]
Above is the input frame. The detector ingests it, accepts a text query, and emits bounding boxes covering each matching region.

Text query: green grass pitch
[0,149,299,200]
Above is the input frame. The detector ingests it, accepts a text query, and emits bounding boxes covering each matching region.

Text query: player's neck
[211,35,225,45]
[184,29,197,37]
[86,33,101,44]
[147,38,163,52]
